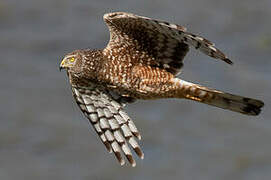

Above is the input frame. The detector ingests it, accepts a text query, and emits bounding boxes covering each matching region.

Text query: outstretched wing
[103,12,232,75]
[71,85,143,167]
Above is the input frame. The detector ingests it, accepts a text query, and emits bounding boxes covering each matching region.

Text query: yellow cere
[60,59,65,66]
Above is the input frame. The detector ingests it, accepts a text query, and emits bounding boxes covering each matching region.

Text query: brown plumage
[60,12,264,166]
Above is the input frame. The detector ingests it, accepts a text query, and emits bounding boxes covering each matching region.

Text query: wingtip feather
[224,58,233,65]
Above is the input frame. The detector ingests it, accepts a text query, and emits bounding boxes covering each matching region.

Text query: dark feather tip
[242,100,264,116]
[242,105,261,115]
[224,58,233,65]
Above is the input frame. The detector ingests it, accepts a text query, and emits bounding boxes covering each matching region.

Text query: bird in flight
[60,12,264,167]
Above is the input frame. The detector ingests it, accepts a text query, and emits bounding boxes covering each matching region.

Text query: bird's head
[59,49,99,81]
[59,50,83,73]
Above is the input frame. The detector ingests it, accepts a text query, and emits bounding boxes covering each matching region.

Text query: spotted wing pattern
[71,85,144,166]
[104,12,233,75]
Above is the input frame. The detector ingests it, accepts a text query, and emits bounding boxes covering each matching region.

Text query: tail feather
[174,79,264,116]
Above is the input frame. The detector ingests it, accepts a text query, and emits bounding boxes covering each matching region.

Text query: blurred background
[0,0,270,179]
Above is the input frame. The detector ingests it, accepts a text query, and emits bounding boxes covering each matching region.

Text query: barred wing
[71,86,143,167]
[104,12,232,75]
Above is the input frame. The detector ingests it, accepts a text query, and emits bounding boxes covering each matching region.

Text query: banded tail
[173,79,264,115]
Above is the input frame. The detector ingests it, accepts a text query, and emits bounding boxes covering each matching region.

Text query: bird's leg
[131,65,178,99]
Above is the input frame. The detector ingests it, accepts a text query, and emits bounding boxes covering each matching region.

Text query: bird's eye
[70,57,75,62]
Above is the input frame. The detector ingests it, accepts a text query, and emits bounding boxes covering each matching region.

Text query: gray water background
[0,0,271,179]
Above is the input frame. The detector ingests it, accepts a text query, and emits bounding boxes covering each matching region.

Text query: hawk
[59,12,264,167]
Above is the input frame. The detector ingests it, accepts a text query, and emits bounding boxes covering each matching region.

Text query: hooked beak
[59,59,65,71]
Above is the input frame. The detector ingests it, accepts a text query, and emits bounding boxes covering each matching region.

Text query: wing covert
[103,12,232,75]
